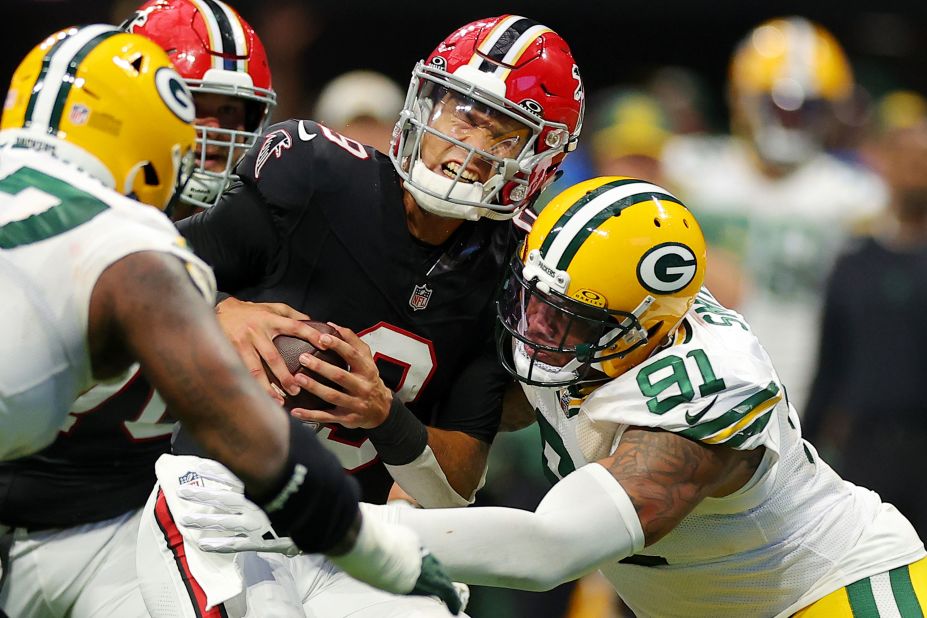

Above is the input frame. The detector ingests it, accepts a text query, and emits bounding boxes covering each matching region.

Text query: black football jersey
[177,119,515,503]
[0,367,172,528]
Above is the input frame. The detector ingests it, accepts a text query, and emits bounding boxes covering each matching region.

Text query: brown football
[264,320,347,412]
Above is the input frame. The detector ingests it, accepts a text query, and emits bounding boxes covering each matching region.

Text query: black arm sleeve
[431,335,508,444]
[176,182,280,293]
[804,254,851,440]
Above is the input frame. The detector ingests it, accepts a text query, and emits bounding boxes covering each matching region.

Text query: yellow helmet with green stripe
[497,176,706,387]
[1,25,196,210]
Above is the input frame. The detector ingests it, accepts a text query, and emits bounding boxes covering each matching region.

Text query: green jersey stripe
[539,178,635,257]
[890,564,924,618]
[847,576,880,616]
[0,167,109,249]
[47,31,119,132]
[24,34,71,126]
[555,192,678,271]
[679,381,780,441]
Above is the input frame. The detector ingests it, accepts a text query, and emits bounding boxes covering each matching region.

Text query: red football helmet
[123,0,275,208]
[391,15,585,221]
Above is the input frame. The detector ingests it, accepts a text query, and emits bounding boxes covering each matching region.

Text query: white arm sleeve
[362,463,645,591]
[384,445,483,508]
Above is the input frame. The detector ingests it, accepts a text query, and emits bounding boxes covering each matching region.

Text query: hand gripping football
[265,320,347,412]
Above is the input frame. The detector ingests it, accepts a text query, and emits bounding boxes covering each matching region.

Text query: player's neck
[402,190,466,245]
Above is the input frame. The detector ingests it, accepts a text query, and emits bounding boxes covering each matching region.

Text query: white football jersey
[525,290,924,617]
[661,135,887,411]
[0,148,214,461]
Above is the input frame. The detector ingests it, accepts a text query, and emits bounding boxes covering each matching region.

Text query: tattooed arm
[361,426,764,589]
[600,427,765,546]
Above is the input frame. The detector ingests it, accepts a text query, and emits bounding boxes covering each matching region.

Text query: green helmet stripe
[47,31,119,133]
[23,34,71,126]
[555,192,678,271]
[539,178,638,257]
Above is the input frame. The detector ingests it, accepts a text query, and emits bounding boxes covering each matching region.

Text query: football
[264,320,347,412]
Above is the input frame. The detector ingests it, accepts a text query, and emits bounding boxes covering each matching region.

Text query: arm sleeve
[803,255,850,441]
[431,335,507,443]
[362,463,645,591]
[176,182,279,293]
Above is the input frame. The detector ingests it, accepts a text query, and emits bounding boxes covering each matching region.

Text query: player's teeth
[444,162,478,183]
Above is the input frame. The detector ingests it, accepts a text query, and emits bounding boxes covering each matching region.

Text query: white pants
[294,553,466,618]
[0,508,147,617]
[136,482,464,618]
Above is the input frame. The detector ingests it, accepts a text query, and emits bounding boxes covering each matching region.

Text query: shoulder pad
[235,119,379,210]
[582,330,783,452]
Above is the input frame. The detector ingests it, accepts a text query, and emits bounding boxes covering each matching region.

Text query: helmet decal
[155,67,196,124]
[520,99,543,116]
[571,288,606,308]
[24,26,119,134]
[637,242,699,294]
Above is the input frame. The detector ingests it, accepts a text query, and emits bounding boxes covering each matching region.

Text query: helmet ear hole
[647,321,664,339]
[654,218,661,227]
[130,54,144,74]
[142,163,159,186]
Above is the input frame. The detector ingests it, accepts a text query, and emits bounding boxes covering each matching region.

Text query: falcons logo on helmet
[254,129,292,178]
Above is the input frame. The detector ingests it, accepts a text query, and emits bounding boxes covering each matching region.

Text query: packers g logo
[154,67,195,124]
[636,242,698,294]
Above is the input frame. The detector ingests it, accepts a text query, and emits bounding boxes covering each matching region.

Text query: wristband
[366,395,429,465]
[247,415,360,554]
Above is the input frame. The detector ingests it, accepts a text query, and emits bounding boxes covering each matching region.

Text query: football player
[142,14,584,618]
[122,0,276,220]
[661,17,887,411]
[0,2,275,613]
[336,176,922,615]
[0,25,460,618]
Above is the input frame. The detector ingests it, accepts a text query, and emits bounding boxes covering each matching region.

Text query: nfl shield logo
[409,284,433,311]
[68,103,90,125]
[178,471,204,487]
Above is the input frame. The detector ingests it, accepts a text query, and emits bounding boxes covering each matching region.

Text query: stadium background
[3,1,927,617]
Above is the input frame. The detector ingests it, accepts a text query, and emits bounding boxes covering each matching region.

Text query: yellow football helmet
[1,25,196,210]
[497,176,706,387]
[729,16,853,168]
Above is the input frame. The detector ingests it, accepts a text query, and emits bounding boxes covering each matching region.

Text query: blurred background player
[805,90,927,539]
[144,14,584,618]
[122,0,276,220]
[0,17,459,618]
[661,16,887,410]
[313,69,404,154]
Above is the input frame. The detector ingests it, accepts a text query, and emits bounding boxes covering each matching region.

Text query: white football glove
[174,470,299,557]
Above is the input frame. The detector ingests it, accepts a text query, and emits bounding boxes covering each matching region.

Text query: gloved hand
[328,514,463,615]
[176,481,299,557]
[174,469,462,614]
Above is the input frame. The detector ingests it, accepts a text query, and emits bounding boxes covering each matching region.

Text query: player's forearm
[425,427,488,500]
[105,252,288,492]
[369,396,486,507]
[363,463,644,591]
